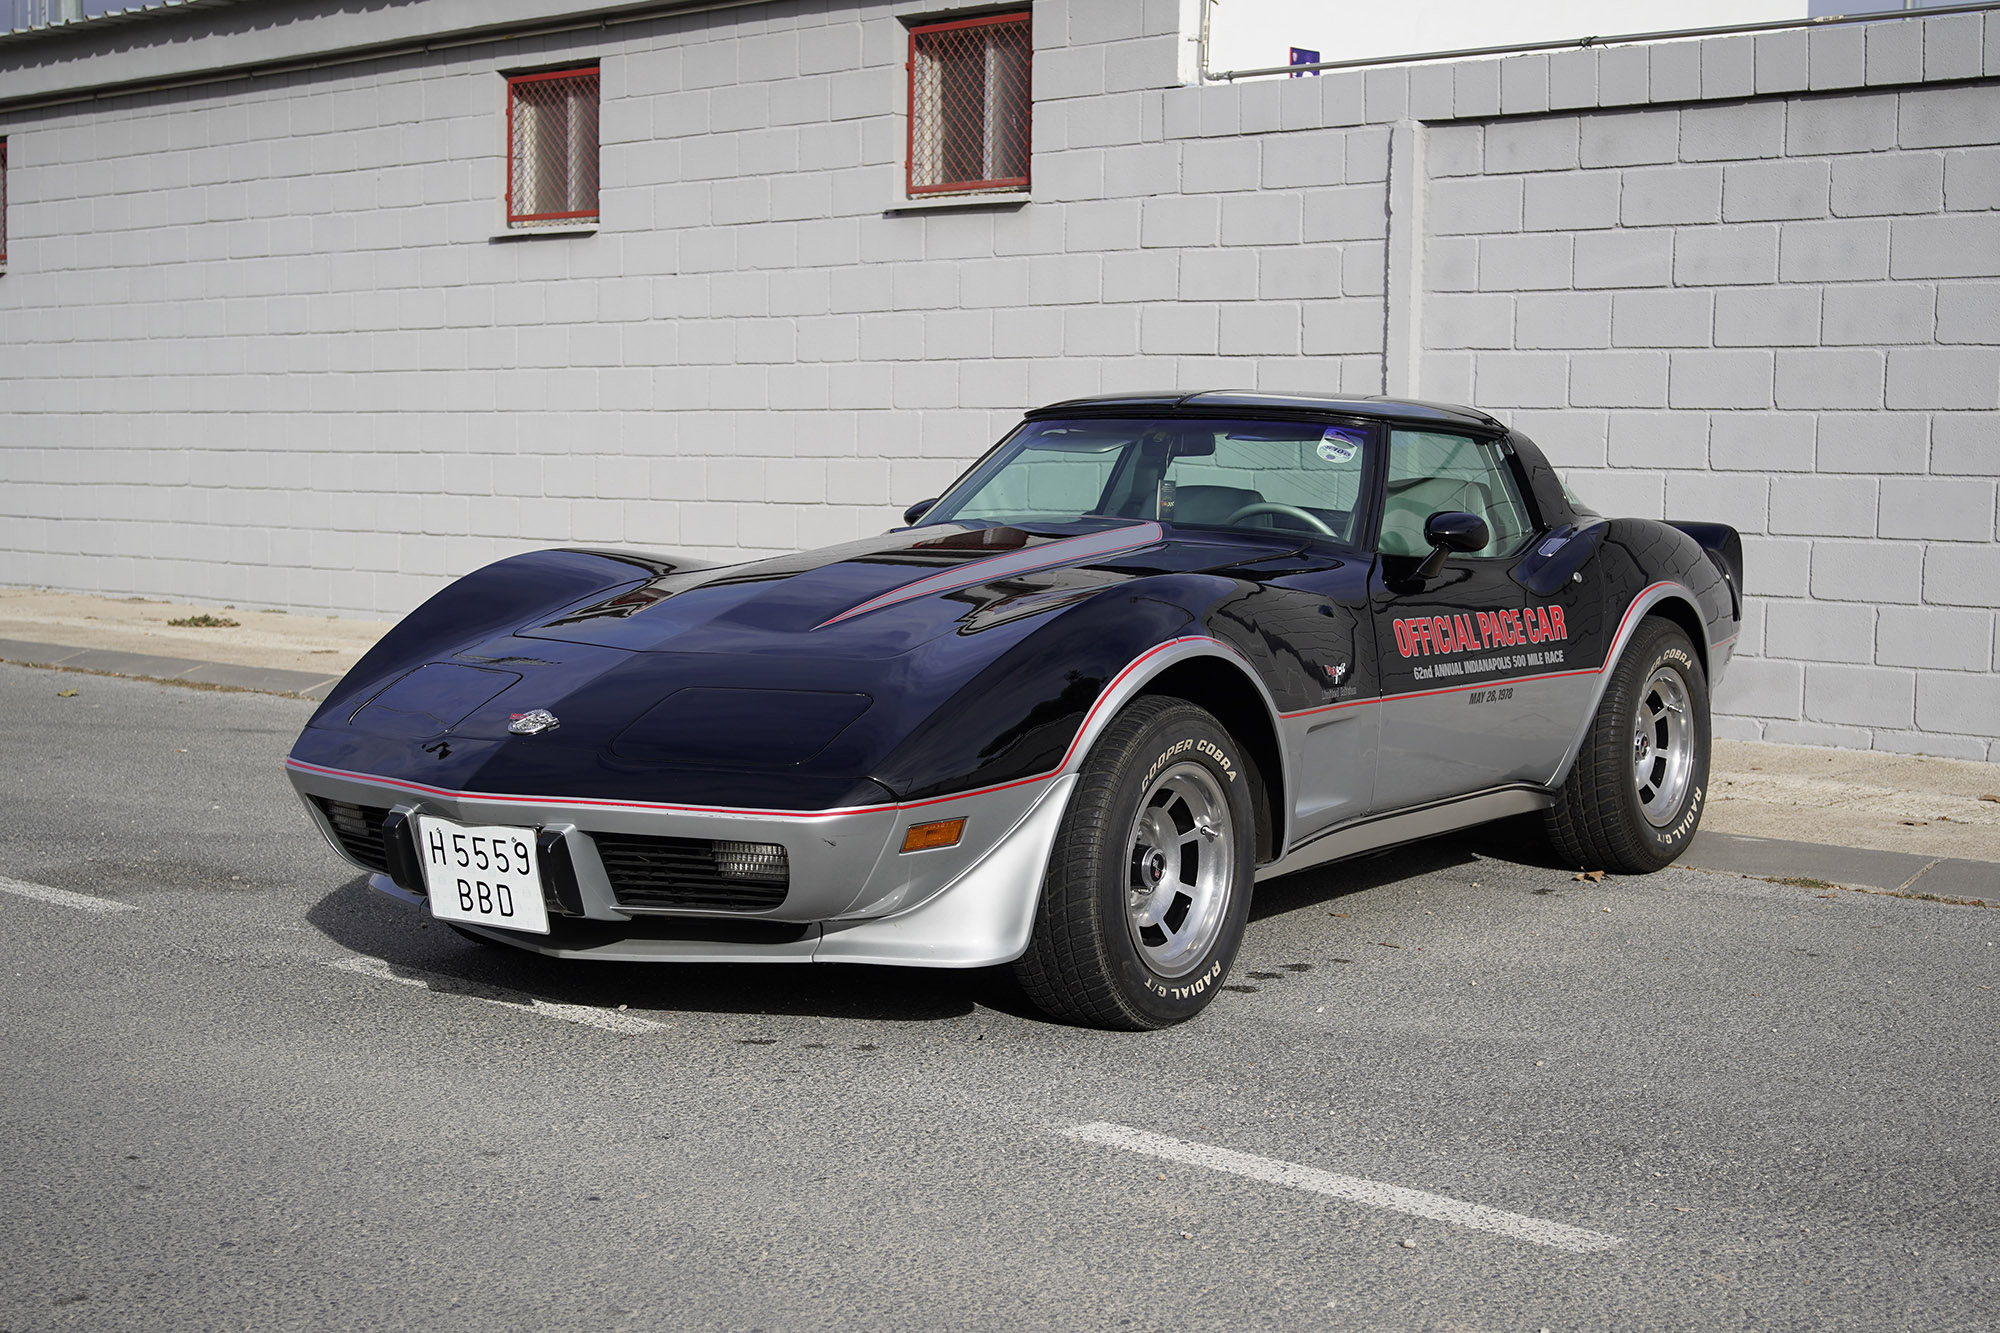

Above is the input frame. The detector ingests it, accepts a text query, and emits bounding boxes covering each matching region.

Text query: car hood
[510,519,1299,659]
[293,521,1320,807]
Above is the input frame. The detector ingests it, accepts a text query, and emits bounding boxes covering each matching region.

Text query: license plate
[415,815,550,936]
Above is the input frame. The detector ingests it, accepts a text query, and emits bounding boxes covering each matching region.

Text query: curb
[0,637,342,701]
[1684,830,1996,905]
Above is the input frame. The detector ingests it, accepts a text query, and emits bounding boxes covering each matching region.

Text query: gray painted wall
[0,0,1996,757]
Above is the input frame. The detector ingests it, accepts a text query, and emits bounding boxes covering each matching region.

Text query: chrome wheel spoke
[1633,666,1695,826]
[1122,760,1234,978]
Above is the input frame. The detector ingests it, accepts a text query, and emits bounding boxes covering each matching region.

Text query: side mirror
[1412,510,1489,579]
[902,498,938,526]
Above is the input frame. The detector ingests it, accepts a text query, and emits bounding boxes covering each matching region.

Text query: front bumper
[289,758,1074,968]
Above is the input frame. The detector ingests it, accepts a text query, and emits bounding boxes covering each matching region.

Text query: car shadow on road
[1248,813,1565,922]
[307,815,1572,1029]
[305,877,989,1025]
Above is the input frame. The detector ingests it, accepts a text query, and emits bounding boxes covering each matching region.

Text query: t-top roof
[1025,390,1503,432]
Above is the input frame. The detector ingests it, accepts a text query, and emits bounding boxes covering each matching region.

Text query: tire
[1012,697,1256,1030]
[1545,616,1711,874]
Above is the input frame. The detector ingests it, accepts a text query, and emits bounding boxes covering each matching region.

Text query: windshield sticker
[1317,428,1362,464]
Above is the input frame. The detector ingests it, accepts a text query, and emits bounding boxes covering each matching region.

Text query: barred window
[907,13,1031,197]
[506,67,600,227]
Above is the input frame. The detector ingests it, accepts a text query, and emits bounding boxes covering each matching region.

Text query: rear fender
[1546,582,1703,790]
[1666,521,1744,622]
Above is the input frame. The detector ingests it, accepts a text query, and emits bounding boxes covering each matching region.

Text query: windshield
[920,417,1375,546]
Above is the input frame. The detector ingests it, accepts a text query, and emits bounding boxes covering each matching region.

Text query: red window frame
[505,66,601,226]
[906,12,1032,197]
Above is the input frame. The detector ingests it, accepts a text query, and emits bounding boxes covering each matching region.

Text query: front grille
[313,797,391,874]
[593,833,790,912]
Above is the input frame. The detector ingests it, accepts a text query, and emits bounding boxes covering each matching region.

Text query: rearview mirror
[902,498,938,526]
[1412,510,1490,579]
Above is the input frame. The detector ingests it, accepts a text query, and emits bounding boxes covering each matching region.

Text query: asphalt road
[2,662,1996,1333]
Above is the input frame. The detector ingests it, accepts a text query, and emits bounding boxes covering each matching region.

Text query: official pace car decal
[1391,605,1571,684]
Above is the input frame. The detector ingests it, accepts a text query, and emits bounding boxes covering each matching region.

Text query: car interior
[929,417,1534,559]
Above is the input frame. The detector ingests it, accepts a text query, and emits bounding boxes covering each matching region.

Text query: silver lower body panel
[1256,785,1553,882]
[322,772,1080,969]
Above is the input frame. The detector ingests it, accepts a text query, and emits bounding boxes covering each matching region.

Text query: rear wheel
[1013,697,1255,1030]
[1545,617,1711,874]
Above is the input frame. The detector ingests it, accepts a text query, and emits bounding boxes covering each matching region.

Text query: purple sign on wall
[1289,47,1320,75]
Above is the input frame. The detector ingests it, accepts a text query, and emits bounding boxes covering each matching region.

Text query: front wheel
[1545,616,1711,874]
[1012,697,1256,1030]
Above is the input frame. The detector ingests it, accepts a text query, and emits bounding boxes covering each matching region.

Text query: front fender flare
[828,635,1289,964]
[1049,635,1291,855]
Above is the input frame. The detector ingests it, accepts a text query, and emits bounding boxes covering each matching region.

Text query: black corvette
[288,391,1742,1028]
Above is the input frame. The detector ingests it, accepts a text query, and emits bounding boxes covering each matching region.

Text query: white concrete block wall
[0,0,1997,758]
[1420,76,2000,758]
[1,0,1389,618]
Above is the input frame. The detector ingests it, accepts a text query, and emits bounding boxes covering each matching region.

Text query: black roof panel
[1026,389,1501,431]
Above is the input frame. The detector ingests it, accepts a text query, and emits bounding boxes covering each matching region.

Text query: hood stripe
[814,522,1163,630]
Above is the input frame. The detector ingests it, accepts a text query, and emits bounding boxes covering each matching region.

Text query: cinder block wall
[0,0,1995,756]
[1406,52,2000,756]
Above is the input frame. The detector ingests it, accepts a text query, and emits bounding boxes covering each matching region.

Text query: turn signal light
[900,817,966,853]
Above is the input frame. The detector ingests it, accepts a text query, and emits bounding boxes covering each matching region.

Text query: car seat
[1377,477,1492,557]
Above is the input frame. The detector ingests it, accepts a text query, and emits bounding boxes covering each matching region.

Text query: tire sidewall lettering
[1629,635,1711,857]
[1655,783,1704,847]
[1142,736,1238,789]
[1142,959,1223,1000]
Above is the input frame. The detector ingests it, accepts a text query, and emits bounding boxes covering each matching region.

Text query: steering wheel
[1223,502,1336,537]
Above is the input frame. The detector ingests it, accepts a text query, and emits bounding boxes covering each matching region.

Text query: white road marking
[327,956,666,1036]
[0,875,137,914]
[1061,1121,1624,1254]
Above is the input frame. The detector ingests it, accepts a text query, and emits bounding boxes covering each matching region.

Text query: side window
[907,13,1031,197]
[506,67,601,228]
[1378,431,1536,558]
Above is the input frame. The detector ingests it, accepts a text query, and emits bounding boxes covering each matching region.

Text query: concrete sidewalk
[0,636,348,700]
[4,586,1994,903]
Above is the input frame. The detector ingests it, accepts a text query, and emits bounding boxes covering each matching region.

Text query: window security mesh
[907,13,1031,196]
[506,67,600,226]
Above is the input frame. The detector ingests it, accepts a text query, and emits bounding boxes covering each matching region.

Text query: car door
[1367,428,1586,812]
[1162,419,1384,844]
[1265,553,1381,844]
